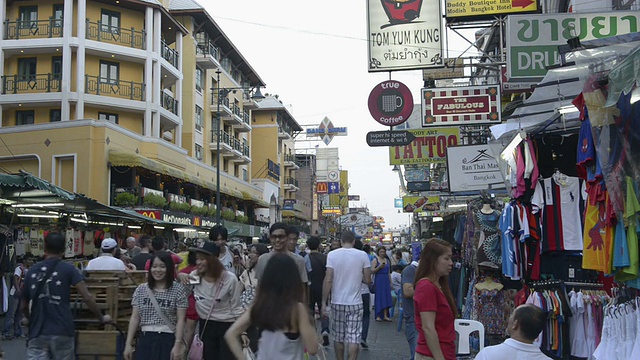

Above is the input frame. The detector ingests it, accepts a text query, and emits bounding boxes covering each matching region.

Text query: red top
[414,278,456,360]
[144,253,183,271]
[180,265,198,320]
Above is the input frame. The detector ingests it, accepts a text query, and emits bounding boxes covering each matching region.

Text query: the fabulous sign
[422,86,500,126]
[389,128,460,165]
[507,11,640,82]
[367,0,443,72]
[446,144,506,192]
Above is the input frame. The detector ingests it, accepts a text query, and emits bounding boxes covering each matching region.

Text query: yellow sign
[402,196,440,213]
[446,0,537,18]
[389,128,460,165]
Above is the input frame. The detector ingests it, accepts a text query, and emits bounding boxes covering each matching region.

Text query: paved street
[0,311,411,359]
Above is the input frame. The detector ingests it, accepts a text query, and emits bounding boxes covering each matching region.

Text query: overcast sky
[205,0,478,228]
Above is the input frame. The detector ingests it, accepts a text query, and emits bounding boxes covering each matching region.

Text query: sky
[204,0,478,229]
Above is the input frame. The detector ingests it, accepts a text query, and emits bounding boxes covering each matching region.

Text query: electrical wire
[0,135,27,172]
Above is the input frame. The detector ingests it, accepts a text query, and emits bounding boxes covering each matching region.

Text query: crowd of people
[1,224,556,360]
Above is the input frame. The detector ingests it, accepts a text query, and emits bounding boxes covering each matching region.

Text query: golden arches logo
[193,217,201,227]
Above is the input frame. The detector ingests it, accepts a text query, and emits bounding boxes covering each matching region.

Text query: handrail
[161,92,179,115]
[243,110,250,124]
[1,74,61,94]
[3,18,63,39]
[85,75,145,101]
[161,40,179,68]
[85,19,145,49]
[195,40,219,61]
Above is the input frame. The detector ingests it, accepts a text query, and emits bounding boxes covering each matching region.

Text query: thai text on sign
[389,128,460,165]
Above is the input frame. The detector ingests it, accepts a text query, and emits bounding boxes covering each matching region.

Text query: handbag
[240,270,255,309]
[145,285,176,332]
[188,278,225,360]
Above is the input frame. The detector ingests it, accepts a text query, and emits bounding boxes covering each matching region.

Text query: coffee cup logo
[382,95,403,112]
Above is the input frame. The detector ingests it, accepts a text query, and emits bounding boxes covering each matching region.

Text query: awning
[282,210,310,221]
[0,172,75,201]
[607,45,640,107]
[241,191,270,208]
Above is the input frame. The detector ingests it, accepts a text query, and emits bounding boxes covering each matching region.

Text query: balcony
[242,92,259,109]
[278,125,293,140]
[161,92,179,115]
[284,177,299,191]
[3,18,63,40]
[86,20,145,50]
[283,154,300,170]
[211,95,233,119]
[85,75,145,101]
[233,109,251,132]
[210,130,234,155]
[2,74,61,94]
[195,40,220,69]
[161,40,179,69]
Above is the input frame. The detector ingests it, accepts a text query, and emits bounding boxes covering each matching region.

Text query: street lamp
[213,69,264,223]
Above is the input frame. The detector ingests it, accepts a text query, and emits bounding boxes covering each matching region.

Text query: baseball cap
[189,241,220,257]
[101,238,118,250]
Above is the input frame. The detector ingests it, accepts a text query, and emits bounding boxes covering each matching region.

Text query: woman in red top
[413,239,457,360]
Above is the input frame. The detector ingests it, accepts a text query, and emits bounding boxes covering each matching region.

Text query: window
[195,67,203,92]
[53,5,63,28]
[18,58,37,81]
[50,109,61,122]
[101,9,120,33]
[99,61,119,84]
[52,57,62,81]
[19,6,38,29]
[242,168,248,181]
[195,105,203,131]
[195,144,203,161]
[16,110,35,125]
[99,112,118,124]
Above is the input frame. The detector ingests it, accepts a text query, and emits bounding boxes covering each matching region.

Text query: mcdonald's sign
[317,182,328,194]
[136,210,161,219]
[193,216,201,227]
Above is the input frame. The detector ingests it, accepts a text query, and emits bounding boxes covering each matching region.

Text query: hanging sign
[446,144,506,192]
[305,117,347,145]
[368,80,413,127]
[422,85,500,126]
[445,0,538,20]
[389,128,460,165]
[402,196,440,213]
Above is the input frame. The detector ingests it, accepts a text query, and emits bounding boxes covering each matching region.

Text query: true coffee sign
[368,80,413,127]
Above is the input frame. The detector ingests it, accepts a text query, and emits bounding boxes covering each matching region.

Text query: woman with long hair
[224,253,318,359]
[178,242,243,359]
[372,246,393,321]
[124,251,187,360]
[413,239,457,360]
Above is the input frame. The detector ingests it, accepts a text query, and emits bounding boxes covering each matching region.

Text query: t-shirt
[131,252,153,270]
[391,272,402,292]
[326,248,371,306]
[219,246,235,275]
[255,251,308,284]
[22,258,84,339]
[414,279,455,360]
[307,252,327,288]
[401,264,417,318]
[132,282,188,328]
[474,338,552,360]
[85,255,126,271]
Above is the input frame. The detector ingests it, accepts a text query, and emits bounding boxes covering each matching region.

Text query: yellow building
[250,96,307,227]
[0,0,270,235]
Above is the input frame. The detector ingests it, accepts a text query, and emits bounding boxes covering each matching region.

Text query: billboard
[446,144,506,192]
[445,0,537,19]
[422,58,465,80]
[422,86,501,127]
[389,128,460,165]
[367,0,443,72]
[402,195,440,213]
[507,11,640,83]
[316,147,339,182]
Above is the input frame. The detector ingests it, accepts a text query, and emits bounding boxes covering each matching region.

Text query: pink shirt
[414,279,456,360]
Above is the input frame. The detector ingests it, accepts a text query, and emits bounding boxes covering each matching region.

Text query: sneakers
[360,341,369,349]
[322,331,329,346]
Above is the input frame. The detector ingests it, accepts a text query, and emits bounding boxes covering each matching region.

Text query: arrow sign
[366,130,416,147]
[512,0,534,8]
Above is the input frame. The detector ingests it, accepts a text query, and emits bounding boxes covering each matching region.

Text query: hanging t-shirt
[619,176,640,281]
[532,175,586,252]
[582,198,614,274]
[500,203,517,279]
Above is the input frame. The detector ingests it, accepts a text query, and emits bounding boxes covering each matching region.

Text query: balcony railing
[4,18,63,40]
[85,75,145,101]
[211,130,233,147]
[212,95,231,109]
[243,110,250,124]
[86,20,145,49]
[195,40,219,61]
[284,154,297,163]
[232,138,242,153]
[232,103,242,118]
[242,144,250,157]
[161,92,179,115]
[285,177,299,188]
[161,40,179,68]
[1,74,61,94]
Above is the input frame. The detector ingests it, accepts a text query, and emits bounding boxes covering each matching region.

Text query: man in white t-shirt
[475,304,552,360]
[322,231,371,360]
[85,238,126,271]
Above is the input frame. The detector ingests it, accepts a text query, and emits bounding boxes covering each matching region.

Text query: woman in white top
[225,253,318,360]
[178,242,243,360]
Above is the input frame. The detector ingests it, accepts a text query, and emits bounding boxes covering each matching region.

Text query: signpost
[366,130,416,147]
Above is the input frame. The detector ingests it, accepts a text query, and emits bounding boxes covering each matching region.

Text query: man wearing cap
[85,238,127,271]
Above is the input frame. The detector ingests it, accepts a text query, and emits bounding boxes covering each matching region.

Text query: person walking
[322,231,372,360]
[210,225,235,275]
[254,223,308,284]
[125,237,142,258]
[414,239,457,360]
[353,240,372,349]
[3,253,32,340]
[306,236,330,346]
[401,256,420,360]
[124,251,187,360]
[85,238,127,271]
[22,233,110,359]
[474,304,552,360]
[178,242,243,359]
[371,247,393,322]
[225,253,318,359]
[131,235,153,270]
[238,243,268,353]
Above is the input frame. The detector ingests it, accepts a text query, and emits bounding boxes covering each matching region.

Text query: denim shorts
[26,335,74,360]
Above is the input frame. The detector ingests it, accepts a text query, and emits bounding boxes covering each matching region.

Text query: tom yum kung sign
[422,85,500,127]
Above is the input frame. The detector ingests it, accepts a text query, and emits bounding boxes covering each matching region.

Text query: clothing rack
[528,279,604,289]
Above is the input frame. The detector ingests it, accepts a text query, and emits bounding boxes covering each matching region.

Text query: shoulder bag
[145,284,176,333]
[240,270,255,309]
[188,277,225,360]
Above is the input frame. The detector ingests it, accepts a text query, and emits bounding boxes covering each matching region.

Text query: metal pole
[216,70,221,224]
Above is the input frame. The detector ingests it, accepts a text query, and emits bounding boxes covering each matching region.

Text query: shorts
[330,303,363,344]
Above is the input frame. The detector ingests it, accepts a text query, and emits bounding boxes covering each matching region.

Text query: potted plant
[143,193,167,209]
[221,209,236,221]
[114,192,137,207]
[169,201,191,213]
[236,215,248,224]
[191,205,209,215]
[207,208,217,218]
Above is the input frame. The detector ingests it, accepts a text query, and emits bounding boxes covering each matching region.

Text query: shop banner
[389,128,460,165]
[283,199,296,210]
[367,0,443,72]
[446,144,506,192]
[402,195,440,213]
[422,86,500,126]
[507,11,640,81]
[445,0,537,19]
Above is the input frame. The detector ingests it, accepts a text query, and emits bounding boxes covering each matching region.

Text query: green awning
[607,46,640,107]
[0,172,76,201]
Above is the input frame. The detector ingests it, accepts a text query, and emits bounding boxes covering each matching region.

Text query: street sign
[407,181,431,192]
[368,80,413,127]
[366,130,416,147]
